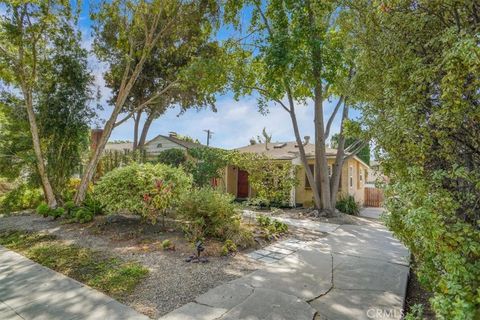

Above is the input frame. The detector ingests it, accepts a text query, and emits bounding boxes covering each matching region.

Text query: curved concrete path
[0,246,148,320]
[160,211,409,320]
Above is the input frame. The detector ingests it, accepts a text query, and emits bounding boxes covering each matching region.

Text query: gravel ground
[0,213,258,318]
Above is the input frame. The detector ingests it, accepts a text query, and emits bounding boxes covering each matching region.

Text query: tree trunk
[286,91,322,209]
[330,102,349,208]
[74,104,124,204]
[138,112,155,149]
[313,85,333,215]
[24,91,57,208]
[133,110,142,150]
[74,36,153,205]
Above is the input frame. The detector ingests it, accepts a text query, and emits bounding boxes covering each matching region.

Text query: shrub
[63,201,76,218]
[74,208,94,223]
[177,187,241,241]
[0,184,43,214]
[226,224,255,248]
[185,147,230,187]
[36,203,50,217]
[50,207,64,219]
[157,149,187,167]
[229,152,298,207]
[335,195,360,215]
[256,215,288,238]
[161,239,174,251]
[95,163,192,218]
[221,239,237,256]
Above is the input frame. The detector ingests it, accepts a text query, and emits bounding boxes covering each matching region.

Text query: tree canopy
[351,1,479,318]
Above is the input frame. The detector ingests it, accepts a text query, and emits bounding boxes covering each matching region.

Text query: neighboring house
[224,141,370,207]
[104,132,205,160]
[365,160,389,187]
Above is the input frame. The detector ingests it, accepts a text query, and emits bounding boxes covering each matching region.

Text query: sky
[77,1,358,150]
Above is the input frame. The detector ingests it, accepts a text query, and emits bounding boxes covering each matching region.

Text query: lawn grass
[0,230,148,299]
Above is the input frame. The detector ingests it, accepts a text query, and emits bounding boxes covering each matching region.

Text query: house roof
[236,142,337,160]
[144,134,205,150]
[236,141,370,168]
[104,142,133,152]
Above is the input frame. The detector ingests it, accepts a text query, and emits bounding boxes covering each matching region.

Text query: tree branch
[114,80,178,128]
[325,96,345,139]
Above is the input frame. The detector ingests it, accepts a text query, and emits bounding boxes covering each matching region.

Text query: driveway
[160,213,409,320]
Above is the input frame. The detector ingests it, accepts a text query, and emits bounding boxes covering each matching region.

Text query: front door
[237,170,249,198]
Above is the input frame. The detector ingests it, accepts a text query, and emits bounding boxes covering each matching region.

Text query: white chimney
[169,131,177,138]
[303,136,310,145]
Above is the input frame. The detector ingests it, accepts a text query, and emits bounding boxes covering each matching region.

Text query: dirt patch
[245,206,380,226]
[404,270,436,319]
[0,213,260,318]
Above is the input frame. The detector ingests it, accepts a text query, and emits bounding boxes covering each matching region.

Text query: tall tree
[225,0,366,215]
[0,1,77,207]
[74,0,223,204]
[37,22,96,199]
[351,0,479,318]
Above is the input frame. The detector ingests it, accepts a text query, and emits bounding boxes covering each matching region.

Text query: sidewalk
[0,246,149,320]
[160,214,410,320]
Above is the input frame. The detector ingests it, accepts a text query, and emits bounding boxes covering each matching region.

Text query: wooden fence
[364,187,384,207]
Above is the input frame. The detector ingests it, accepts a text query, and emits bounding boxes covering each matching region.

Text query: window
[157,143,162,148]
[358,167,363,190]
[305,164,314,189]
[349,166,353,188]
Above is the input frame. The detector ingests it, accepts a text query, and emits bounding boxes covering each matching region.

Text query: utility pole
[203,129,214,146]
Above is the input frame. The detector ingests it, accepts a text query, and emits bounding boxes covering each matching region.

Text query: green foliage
[221,239,237,256]
[95,163,192,219]
[256,215,288,238]
[36,22,96,198]
[0,94,35,180]
[0,184,43,214]
[74,208,94,224]
[331,134,370,165]
[404,304,424,320]
[335,195,360,216]
[352,2,480,319]
[177,187,243,241]
[36,203,51,218]
[157,149,187,167]
[230,152,298,207]
[161,239,174,250]
[98,150,147,177]
[36,203,65,219]
[186,147,230,187]
[0,230,148,298]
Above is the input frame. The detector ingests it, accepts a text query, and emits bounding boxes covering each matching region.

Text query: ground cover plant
[0,230,148,299]
[335,195,360,216]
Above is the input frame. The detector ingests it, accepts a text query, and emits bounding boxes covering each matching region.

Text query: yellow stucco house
[224,141,370,207]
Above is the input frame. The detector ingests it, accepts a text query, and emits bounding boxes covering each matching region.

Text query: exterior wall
[142,136,186,159]
[294,157,369,207]
[225,165,238,197]
[225,157,369,207]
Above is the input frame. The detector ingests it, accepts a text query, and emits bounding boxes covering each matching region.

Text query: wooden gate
[364,187,383,207]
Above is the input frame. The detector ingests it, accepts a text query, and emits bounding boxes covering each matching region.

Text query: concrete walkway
[0,246,149,320]
[160,214,409,320]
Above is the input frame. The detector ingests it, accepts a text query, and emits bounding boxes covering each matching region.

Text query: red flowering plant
[142,179,175,226]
